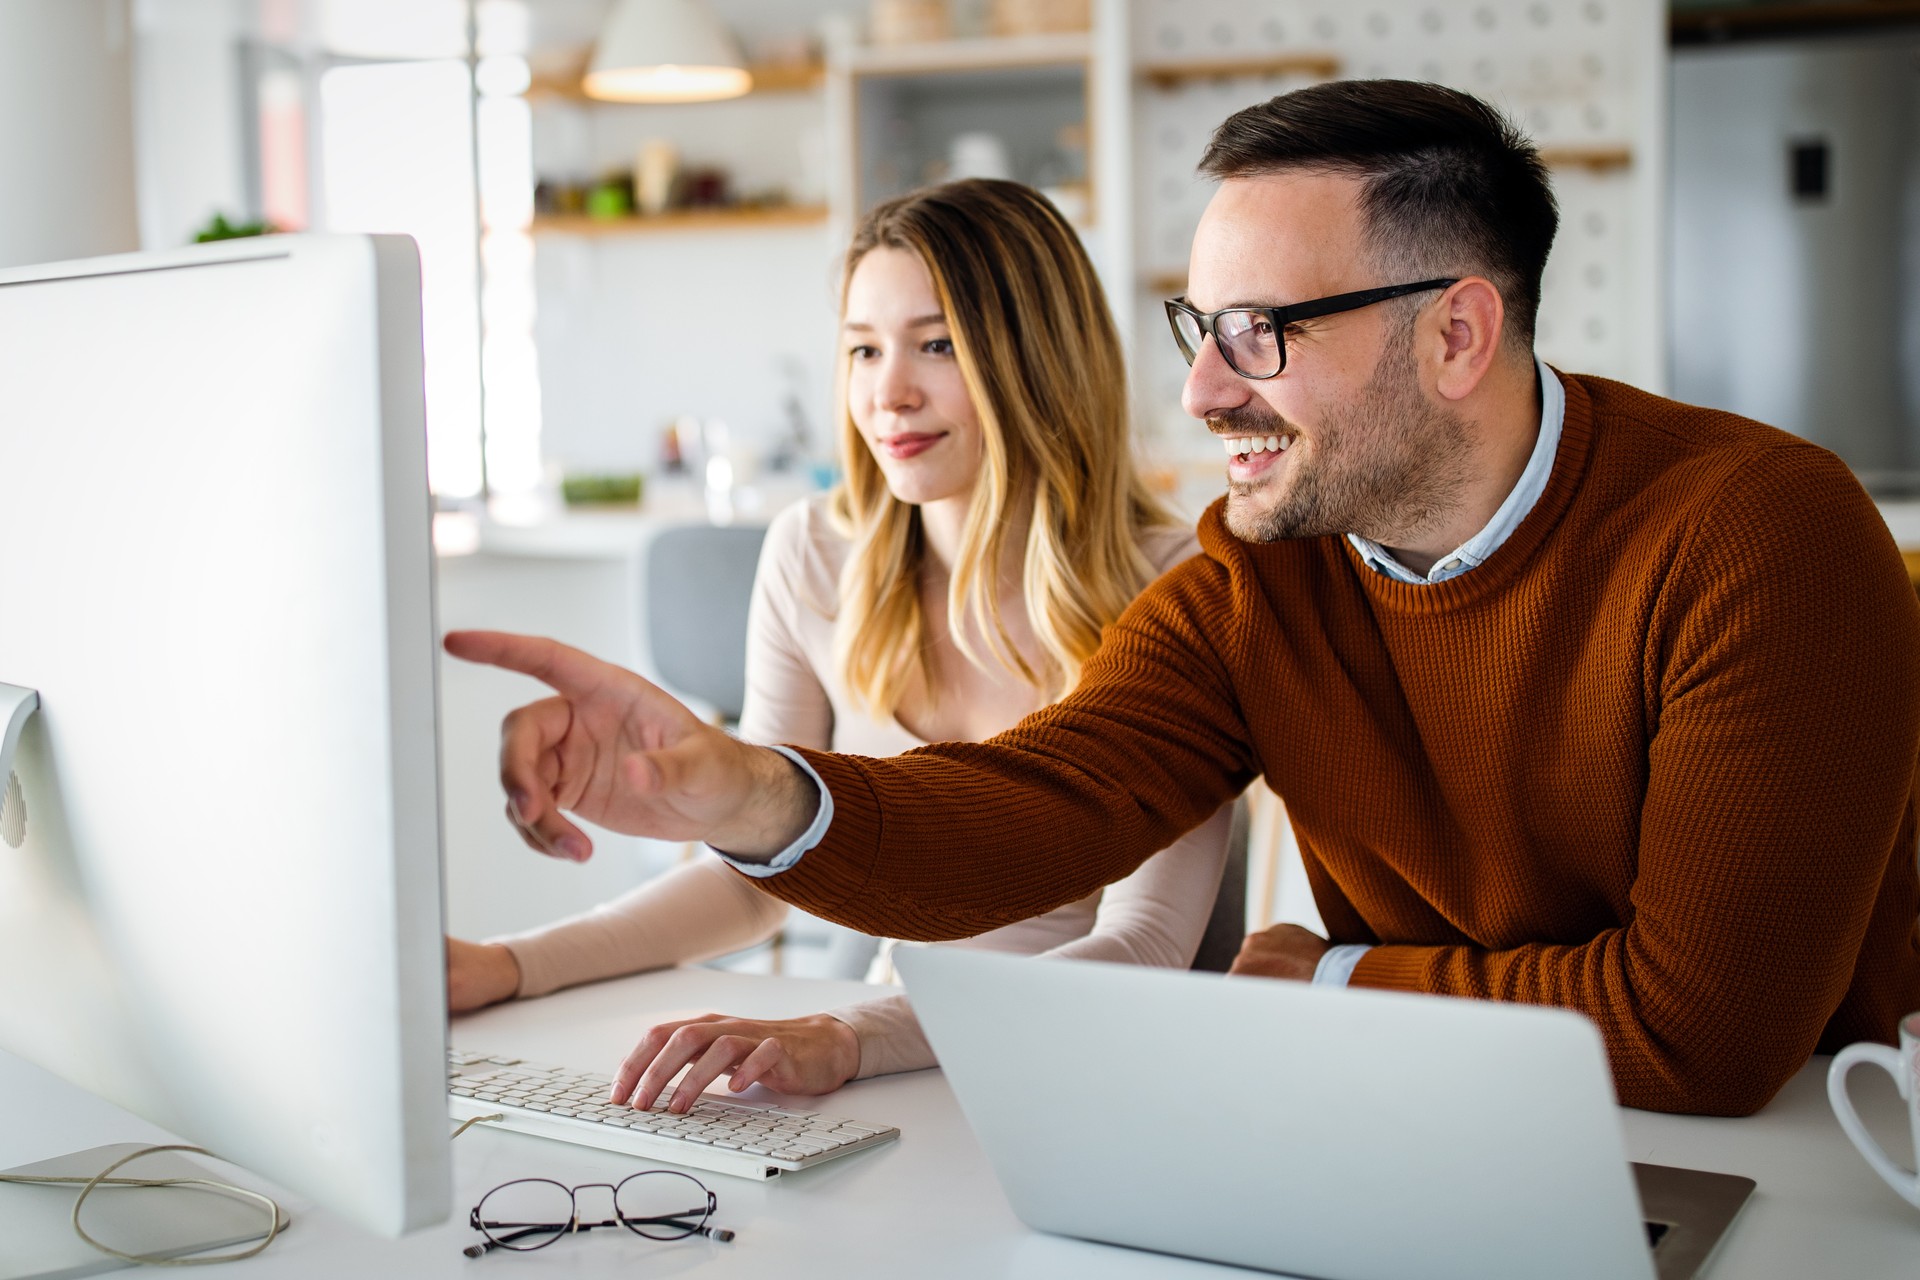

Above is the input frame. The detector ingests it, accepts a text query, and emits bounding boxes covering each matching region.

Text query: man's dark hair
[1199,80,1558,349]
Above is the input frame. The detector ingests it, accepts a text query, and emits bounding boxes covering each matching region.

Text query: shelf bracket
[0,683,39,790]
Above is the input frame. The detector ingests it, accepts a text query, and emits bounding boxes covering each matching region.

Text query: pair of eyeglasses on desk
[464,1169,735,1258]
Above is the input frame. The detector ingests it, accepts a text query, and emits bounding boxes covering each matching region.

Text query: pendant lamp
[583,0,752,102]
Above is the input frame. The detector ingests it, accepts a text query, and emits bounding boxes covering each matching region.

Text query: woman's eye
[849,344,878,360]
[923,337,954,356]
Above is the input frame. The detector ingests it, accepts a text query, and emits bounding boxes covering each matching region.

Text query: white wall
[0,0,139,269]
[131,0,250,251]
[533,220,842,474]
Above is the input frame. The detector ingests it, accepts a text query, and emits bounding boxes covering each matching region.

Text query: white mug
[1828,1010,1920,1208]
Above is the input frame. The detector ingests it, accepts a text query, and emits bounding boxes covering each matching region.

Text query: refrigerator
[1670,30,1920,485]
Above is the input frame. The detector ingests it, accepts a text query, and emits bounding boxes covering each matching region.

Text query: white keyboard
[447,1049,900,1181]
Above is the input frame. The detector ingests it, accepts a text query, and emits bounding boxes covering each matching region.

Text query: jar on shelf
[988,0,1087,36]
[870,0,950,45]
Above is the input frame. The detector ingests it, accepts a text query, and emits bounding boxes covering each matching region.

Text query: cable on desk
[451,1112,506,1140]
[0,1142,285,1266]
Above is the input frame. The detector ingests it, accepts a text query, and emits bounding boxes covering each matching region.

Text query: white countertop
[4,967,1917,1278]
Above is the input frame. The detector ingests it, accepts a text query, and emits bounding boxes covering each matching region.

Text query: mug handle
[1828,1043,1920,1209]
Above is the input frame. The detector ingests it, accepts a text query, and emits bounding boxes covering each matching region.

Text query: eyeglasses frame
[465,1169,727,1257]
[1164,278,1461,379]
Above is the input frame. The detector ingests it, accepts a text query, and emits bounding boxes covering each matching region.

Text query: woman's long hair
[829,178,1178,717]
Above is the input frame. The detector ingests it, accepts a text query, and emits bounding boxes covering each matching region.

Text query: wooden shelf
[528,58,825,103]
[845,32,1092,77]
[1538,145,1634,173]
[530,205,829,236]
[1138,54,1343,90]
[1672,1,1920,42]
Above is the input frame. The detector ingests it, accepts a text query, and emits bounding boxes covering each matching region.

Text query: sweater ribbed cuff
[715,747,886,916]
[1348,944,1433,992]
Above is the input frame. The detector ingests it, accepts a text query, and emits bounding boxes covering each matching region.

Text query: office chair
[643,521,843,976]
[639,522,767,726]
[1190,794,1251,973]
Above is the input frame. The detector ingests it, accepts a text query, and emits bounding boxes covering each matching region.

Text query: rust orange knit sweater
[758,373,1920,1117]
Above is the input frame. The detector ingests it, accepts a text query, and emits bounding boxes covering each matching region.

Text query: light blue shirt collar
[1347,358,1564,586]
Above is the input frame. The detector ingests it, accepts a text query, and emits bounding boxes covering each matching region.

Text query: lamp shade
[584,0,751,103]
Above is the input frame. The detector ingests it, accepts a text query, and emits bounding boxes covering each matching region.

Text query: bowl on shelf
[560,472,646,507]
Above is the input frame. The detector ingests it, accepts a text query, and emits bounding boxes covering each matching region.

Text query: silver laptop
[896,949,1752,1280]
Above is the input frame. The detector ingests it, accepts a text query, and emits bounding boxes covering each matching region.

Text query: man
[448,81,1920,1117]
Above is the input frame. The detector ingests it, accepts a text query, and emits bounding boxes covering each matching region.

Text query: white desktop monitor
[0,234,450,1235]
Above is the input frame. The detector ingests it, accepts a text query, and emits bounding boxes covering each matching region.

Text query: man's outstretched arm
[448,551,1261,943]
[727,554,1263,939]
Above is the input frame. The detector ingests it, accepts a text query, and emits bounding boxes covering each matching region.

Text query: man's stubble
[1218,322,1474,547]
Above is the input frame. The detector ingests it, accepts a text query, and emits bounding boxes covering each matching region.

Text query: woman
[446,178,1232,1100]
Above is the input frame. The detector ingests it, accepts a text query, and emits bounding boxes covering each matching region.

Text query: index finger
[443,630,612,699]
[612,1017,708,1104]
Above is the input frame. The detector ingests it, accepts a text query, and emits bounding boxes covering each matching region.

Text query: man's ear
[1427,276,1505,403]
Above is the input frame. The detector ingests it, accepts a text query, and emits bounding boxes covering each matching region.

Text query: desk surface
[4,968,1917,1278]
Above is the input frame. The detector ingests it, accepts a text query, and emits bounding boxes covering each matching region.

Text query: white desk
[3,968,1916,1278]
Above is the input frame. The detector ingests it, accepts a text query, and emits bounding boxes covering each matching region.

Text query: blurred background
[3,0,1915,965]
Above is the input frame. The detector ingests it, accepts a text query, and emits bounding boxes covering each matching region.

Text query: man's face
[1181,173,1471,546]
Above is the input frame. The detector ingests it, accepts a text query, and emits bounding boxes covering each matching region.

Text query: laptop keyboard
[447,1049,899,1181]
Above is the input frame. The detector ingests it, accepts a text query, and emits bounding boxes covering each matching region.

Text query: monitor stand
[0,684,36,848]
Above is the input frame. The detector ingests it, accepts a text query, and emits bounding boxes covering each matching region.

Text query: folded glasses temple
[465,1213,735,1258]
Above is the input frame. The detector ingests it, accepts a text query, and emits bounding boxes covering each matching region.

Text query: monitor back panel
[0,235,448,1235]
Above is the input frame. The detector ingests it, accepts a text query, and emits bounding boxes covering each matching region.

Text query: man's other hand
[1229,923,1331,981]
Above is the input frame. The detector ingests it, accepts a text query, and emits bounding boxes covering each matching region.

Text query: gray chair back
[1189,794,1251,972]
[641,523,767,724]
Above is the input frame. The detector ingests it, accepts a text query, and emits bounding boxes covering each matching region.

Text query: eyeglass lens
[1168,305,1283,378]
[615,1170,713,1240]
[474,1178,574,1252]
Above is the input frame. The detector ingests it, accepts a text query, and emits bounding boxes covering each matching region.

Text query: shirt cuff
[706,745,832,879]
[1314,943,1372,986]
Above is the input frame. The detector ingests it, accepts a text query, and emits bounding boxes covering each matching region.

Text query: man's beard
[1217,326,1474,546]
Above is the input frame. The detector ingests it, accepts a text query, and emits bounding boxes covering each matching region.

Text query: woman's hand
[446,936,521,1012]
[609,1012,863,1111]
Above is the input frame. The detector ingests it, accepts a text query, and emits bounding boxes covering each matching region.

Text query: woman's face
[843,247,984,508]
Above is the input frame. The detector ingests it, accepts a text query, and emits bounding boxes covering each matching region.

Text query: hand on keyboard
[449,1049,899,1179]
[613,1012,864,1112]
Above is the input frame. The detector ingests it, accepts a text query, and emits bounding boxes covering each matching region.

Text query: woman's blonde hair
[829,178,1178,717]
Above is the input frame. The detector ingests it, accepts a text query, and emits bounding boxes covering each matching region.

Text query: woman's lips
[880,432,946,460]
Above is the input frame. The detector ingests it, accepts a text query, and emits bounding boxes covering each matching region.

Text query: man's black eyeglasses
[463,1170,734,1257]
[1164,279,1458,379]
